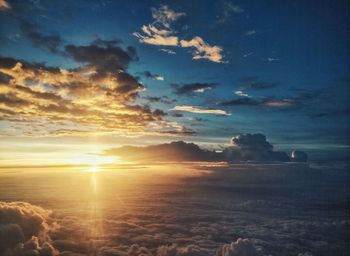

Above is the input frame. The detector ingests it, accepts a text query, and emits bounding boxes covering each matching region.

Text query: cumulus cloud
[170,106,231,116]
[172,83,216,96]
[0,43,187,136]
[180,37,224,63]
[216,238,259,256]
[223,133,291,162]
[106,133,297,163]
[0,201,58,256]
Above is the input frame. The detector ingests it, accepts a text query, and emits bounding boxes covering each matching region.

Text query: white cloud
[235,90,249,97]
[154,75,164,81]
[160,48,176,54]
[245,30,256,36]
[134,6,225,63]
[180,37,224,63]
[267,57,280,62]
[170,105,231,115]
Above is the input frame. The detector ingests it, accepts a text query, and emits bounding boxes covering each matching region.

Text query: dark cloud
[20,21,63,54]
[291,150,308,162]
[144,95,176,104]
[105,133,299,163]
[65,40,138,72]
[105,141,220,163]
[220,97,295,108]
[172,83,216,96]
[220,98,259,106]
[139,71,164,81]
[223,133,291,162]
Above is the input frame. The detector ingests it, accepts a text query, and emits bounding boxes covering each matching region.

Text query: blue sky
[0,0,349,162]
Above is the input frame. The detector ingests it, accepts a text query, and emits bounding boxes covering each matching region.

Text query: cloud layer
[0,202,58,256]
[105,133,302,163]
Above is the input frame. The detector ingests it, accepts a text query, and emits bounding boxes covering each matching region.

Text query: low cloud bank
[0,201,58,256]
[106,133,307,163]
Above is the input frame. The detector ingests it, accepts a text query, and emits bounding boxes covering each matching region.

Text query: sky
[0,0,349,165]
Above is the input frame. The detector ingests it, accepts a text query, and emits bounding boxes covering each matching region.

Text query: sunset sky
[0,0,349,166]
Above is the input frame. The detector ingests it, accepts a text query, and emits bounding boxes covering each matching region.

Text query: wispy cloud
[217,1,244,23]
[180,37,224,63]
[170,106,230,115]
[267,57,280,62]
[0,0,10,10]
[134,5,225,63]
[172,83,216,96]
[235,90,249,97]
[245,30,256,36]
[160,48,176,54]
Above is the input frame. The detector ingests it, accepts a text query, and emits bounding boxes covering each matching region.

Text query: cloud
[217,1,244,23]
[172,83,216,96]
[234,90,249,97]
[245,30,256,36]
[0,48,186,136]
[291,150,308,162]
[151,5,185,28]
[170,106,231,116]
[144,96,176,104]
[106,133,297,163]
[105,141,220,162]
[140,71,164,81]
[160,48,176,54]
[20,21,63,54]
[267,57,280,62]
[223,133,291,162]
[133,5,183,47]
[216,238,259,256]
[133,25,179,46]
[180,37,224,63]
[157,244,208,256]
[65,39,137,72]
[134,6,224,63]
[220,97,294,108]
[0,0,10,10]
[0,201,58,256]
